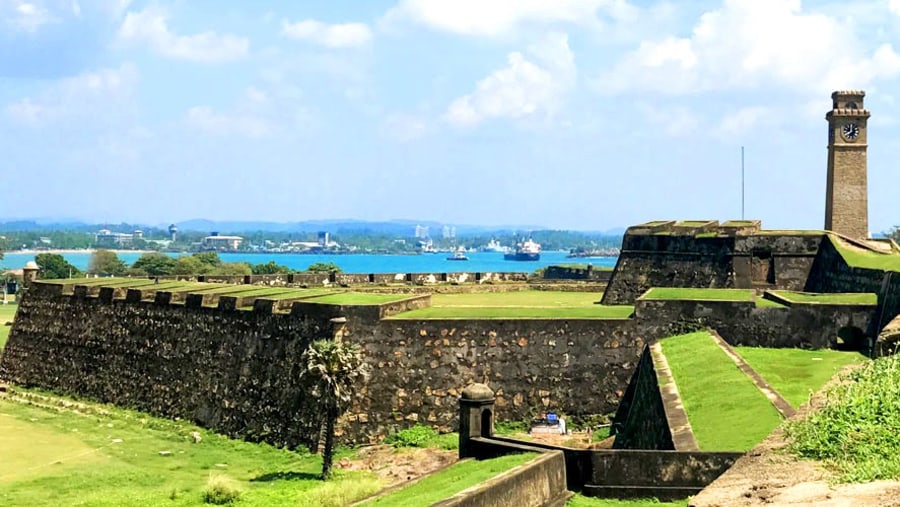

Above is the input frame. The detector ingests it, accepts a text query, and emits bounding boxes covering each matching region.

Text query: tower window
[846,101,858,109]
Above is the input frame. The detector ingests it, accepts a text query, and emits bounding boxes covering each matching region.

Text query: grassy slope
[830,236,900,272]
[769,291,877,305]
[0,390,381,507]
[642,288,754,301]
[734,348,866,408]
[431,291,604,307]
[362,453,536,506]
[787,355,900,482]
[0,303,17,351]
[660,332,782,451]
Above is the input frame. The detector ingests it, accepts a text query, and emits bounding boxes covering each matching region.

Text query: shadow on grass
[250,471,320,482]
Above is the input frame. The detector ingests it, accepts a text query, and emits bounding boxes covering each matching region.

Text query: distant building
[95,229,135,246]
[168,224,178,242]
[202,233,243,251]
[317,231,330,247]
[442,225,456,239]
[414,225,430,239]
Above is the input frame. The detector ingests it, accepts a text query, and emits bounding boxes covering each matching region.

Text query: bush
[201,474,242,505]
[384,424,457,450]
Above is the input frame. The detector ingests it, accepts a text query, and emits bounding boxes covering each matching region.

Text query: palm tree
[300,338,369,480]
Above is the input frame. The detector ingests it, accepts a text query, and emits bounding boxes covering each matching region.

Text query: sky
[2,0,900,233]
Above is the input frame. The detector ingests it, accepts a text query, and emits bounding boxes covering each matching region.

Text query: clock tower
[824,90,870,239]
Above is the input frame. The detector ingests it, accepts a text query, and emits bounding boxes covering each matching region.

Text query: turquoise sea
[1,251,617,274]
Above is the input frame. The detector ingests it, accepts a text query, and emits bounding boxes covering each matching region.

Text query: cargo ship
[504,238,541,261]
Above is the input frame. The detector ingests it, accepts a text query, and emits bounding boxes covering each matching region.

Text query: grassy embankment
[787,355,900,483]
[388,290,634,319]
[733,347,866,408]
[767,291,877,305]
[641,288,754,301]
[0,389,382,507]
[660,331,784,451]
[362,453,536,506]
[0,302,17,350]
[829,235,900,272]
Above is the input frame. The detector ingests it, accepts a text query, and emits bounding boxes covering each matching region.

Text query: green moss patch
[769,291,877,305]
[660,331,783,451]
[734,347,866,408]
[755,298,787,308]
[566,495,687,507]
[642,288,755,302]
[362,453,537,506]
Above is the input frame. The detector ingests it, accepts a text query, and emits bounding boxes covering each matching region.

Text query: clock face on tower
[842,122,860,141]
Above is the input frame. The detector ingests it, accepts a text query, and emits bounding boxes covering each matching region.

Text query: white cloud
[6,64,137,125]
[282,19,372,48]
[118,7,248,63]
[382,0,634,37]
[381,113,427,142]
[1,0,56,32]
[596,0,900,95]
[716,106,770,139]
[185,86,309,139]
[891,0,900,16]
[445,32,575,127]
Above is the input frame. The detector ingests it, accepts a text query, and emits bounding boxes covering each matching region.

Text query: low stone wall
[543,265,613,282]
[636,298,876,349]
[162,271,532,288]
[434,451,571,507]
[353,318,645,439]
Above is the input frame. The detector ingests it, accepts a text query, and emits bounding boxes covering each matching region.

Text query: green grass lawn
[567,495,687,507]
[0,389,382,507]
[660,332,783,451]
[733,347,866,408]
[755,298,787,308]
[0,303,18,351]
[362,453,536,506]
[389,306,634,319]
[388,291,632,319]
[642,288,755,302]
[304,293,410,305]
[768,291,877,305]
[830,235,900,272]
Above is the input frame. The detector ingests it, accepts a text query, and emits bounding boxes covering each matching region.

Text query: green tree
[192,252,222,268]
[173,256,212,275]
[211,262,252,276]
[888,226,900,243]
[300,339,369,480]
[35,253,81,279]
[306,262,342,274]
[252,261,292,275]
[88,249,128,276]
[130,253,176,276]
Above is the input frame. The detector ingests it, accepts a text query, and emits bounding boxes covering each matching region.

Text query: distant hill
[0,218,623,237]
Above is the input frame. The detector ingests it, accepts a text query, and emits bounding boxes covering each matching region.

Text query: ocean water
[1,251,618,274]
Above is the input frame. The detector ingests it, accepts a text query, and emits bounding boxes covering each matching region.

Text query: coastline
[8,249,156,255]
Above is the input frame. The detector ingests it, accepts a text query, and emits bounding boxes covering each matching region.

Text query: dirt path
[336,445,457,487]
[691,365,900,506]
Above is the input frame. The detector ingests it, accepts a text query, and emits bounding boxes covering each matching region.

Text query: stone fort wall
[1,277,884,447]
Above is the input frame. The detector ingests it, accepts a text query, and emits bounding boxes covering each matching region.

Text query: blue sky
[2,0,900,233]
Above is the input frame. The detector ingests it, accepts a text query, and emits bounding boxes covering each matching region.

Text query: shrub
[201,474,242,505]
[384,424,457,450]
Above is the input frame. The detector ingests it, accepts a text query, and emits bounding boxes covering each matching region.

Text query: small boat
[447,248,469,261]
[504,238,541,261]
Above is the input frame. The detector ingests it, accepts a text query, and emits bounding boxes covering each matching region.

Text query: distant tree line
[34,251,342,279]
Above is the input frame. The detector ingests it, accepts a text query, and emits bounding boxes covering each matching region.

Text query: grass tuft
[201,474,242,505]
[787,355,900,482]
[383,424,458,450]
